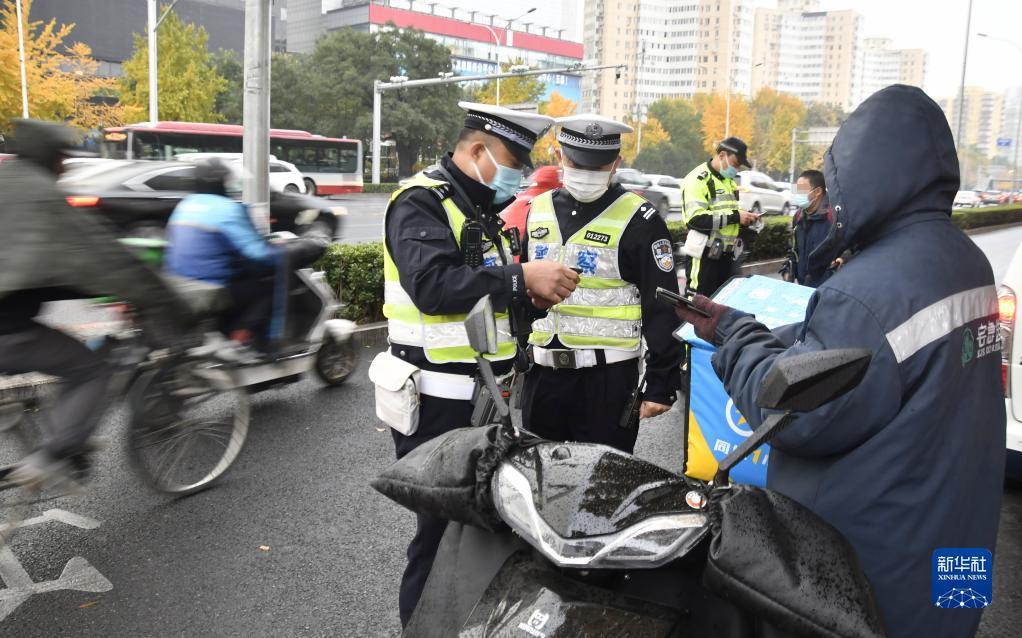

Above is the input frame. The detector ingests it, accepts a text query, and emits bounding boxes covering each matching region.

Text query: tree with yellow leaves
[471,59,545,107]
[120,6,226,123]
[751,87,806,174]
[694,93,754,156]
[0,1,137,132]
[532,91,577,166]
[620,116,670,166]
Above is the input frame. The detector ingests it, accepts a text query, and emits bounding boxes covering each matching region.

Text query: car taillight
[999,285,1015,398]
[66,195,99,207]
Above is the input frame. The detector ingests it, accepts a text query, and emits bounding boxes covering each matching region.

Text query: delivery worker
[520,114,683,453]
[379,102,577,626]
[675,85,1004,638]
[679,137,759,295]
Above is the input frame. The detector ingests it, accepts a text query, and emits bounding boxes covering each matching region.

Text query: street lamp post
[956,0,975,150]
[146,0,181,123]
[15,0,28,118]
[978,33,1022,192]
[478,8,536,106]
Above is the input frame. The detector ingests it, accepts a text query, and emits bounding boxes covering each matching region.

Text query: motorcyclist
[165,159,277,346]
[0,119,193,487]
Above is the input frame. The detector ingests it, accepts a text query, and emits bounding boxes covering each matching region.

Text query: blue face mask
[719,153,738,179]
[791,193,810,208]
[474,145,523,203]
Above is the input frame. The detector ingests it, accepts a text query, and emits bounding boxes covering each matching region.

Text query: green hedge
[362,183,401,194]
[952,204,1022,229]
[319,205,1022,324]
[317,242,385,323]
[667,216,792,261]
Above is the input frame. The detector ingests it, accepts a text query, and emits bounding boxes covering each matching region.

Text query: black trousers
[221,273,275,339]
[521,359,641,454]
[391,392,475,627]
[685,255,736,297]
[0,321,111,458]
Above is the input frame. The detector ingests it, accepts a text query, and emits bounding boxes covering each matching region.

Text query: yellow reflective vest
[680,163,741,247]
[525,190,644,352]
[382,174,516,364]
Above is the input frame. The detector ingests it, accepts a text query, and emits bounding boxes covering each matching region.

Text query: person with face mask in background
[781,169,837,287]
[518,114,683,453]
[378,102,577,627]
[679,137,759,296]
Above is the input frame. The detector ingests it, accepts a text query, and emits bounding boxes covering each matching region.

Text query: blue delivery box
[678,275,814,486]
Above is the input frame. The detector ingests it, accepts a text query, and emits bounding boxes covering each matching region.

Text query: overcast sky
[440,0,1020,99]
[815,0,1022,99]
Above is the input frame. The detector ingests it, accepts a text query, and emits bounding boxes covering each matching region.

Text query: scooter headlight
[493,464,707,569]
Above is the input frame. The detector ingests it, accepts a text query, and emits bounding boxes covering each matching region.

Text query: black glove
[675,295,735,346]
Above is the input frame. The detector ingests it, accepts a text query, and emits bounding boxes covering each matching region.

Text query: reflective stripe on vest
[382,173,516,364]
[681,166,741,246]
[526,190,642,351]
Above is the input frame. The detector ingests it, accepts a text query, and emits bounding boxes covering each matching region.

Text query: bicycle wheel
[0,402,36,545]
[125,356,249,495]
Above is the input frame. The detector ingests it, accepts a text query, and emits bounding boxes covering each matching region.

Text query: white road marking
[0,509,112,621]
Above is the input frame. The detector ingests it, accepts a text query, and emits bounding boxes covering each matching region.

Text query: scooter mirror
[756,348,872,413]
[465,295,498,355]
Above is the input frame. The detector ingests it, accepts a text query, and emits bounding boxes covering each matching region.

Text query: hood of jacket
[811,85,959,270]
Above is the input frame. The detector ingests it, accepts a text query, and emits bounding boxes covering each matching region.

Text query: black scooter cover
[371,425,535,532]
[703,484,886,638]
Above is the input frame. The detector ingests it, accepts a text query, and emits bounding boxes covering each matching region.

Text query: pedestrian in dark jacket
[782,169,837,286]
[676,85,1004,638]
[0,120,193,486]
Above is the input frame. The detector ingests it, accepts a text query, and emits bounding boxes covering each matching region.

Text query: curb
[353,321,389,347]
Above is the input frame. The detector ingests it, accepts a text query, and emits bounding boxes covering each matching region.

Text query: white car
[954,190,982,208]
[175,152,306,193]
[736,170,790,215]
[998,243,1022,480]
[643,174,683,214]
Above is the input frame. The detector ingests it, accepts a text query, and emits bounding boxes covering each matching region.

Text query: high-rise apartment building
[750,2,862,110]
[940,87,1005,158]
[855,38,926,106]
[582,0,754,122]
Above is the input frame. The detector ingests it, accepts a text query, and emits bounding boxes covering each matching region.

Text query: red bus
[101,121,363,195]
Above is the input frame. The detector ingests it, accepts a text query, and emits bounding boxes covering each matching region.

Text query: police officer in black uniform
[382,102,578,626]
[519,114,683,454]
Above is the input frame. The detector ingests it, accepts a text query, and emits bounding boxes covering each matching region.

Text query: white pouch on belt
[368,351,421,435]
[682,229,709,258]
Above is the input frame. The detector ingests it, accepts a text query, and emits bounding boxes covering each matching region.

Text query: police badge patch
[530,227,550,239]
[652,238,674,272]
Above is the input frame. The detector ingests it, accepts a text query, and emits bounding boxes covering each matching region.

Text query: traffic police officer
[520,114,683,453]
[679,136,758,296]
[381,102,577,626]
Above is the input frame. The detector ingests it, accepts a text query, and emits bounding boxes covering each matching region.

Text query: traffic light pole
[370,63,627,184]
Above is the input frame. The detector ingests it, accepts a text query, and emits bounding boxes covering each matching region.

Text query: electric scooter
[377,295,886,638]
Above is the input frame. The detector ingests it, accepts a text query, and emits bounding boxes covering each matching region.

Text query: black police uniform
[383,154,525,626]
[520,184,683,453]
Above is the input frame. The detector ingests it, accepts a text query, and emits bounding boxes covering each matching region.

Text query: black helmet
[193,158,232,195]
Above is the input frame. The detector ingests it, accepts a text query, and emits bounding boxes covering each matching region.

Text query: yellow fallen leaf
[259,545,270,552]
[79,601,97,609]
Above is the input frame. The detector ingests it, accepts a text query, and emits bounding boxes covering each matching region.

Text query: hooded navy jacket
[710,85,1004,638]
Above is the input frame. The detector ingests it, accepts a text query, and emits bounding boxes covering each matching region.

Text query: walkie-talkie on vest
[461,221,485,267]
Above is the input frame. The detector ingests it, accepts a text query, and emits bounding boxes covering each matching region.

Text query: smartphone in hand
[655,287,711,318]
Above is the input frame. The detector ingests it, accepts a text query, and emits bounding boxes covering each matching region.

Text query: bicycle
[0,320,250,546]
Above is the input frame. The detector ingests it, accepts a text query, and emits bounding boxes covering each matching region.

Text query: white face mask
[561,164,613,203]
